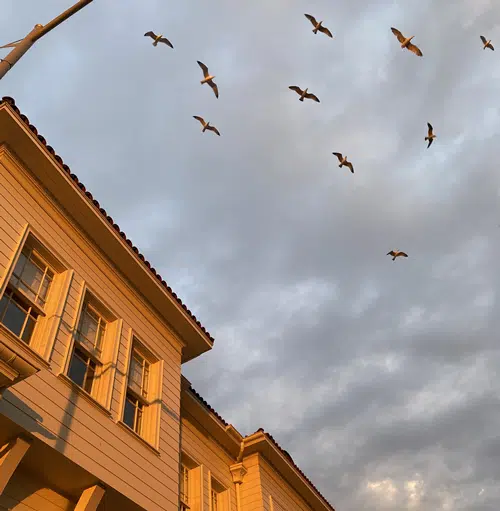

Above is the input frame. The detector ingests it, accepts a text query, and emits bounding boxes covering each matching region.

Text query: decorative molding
[229,463,248,485]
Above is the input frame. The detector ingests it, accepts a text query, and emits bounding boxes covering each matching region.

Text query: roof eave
[0,102,212,362]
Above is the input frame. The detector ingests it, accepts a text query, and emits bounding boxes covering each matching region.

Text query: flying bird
[425,122,436,148]
[144,31,173,48]
[480,35,494,50]
[391,28,423,56]
[197,61,219,98]
[193,116,220,136]
[387,250,408,261]
[304,14,333,38]
[332,152,354,173]
[288,86,320,102]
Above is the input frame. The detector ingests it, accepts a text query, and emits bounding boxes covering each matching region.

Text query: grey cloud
[2,0,500,509]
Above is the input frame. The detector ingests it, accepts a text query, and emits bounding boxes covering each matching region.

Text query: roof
[0,96,214,347]
[254,428,336,511]
[182,384,335,511]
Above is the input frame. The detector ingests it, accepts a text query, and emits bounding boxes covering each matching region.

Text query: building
[0,96,335,511]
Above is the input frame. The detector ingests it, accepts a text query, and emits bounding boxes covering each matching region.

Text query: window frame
[0,229,62,353]
[63,285,120,410]
[121,334,162,447]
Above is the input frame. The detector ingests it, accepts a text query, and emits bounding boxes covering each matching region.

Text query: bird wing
[480,35,487,44]
[159,37,173,48]
[209,80,219,98]
[197,60,210,77]
[332,152,343,161]
[387,251,395,256]
[289,85,303,95]
[488,43,494,50]
[304,14,317,26]
[400,252,408,257]
[407,42,423,56]
[391,27,405,43]
[427,138,433,148]
[144,31,157,39]
[207,125,221,136]
[305,92,320,102]
[319,26,333,38]
[346,161,354,173]
[427,122,433,136]
[193,116,205,126]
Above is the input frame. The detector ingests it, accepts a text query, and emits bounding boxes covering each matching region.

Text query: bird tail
[299,97,304,102]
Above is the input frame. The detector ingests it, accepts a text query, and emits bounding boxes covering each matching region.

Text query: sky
[1,1,500,510]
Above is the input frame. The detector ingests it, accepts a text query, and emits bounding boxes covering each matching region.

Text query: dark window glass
[68,350,88,388]
[123,395,136,429]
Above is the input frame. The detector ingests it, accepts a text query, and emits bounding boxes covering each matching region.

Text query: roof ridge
[0,96,214,345]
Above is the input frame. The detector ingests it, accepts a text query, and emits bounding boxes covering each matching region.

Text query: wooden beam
[0,435,31,494]
[74,484,106,511]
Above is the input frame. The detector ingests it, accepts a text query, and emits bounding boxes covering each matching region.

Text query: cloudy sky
[2,0,500,509]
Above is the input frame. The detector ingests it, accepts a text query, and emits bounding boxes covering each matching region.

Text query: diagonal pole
[0,0,94,81]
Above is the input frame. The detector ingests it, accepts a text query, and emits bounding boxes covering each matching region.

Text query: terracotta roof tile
[253,428,335,511]
[188,385,229,426]
[0,96,214,345]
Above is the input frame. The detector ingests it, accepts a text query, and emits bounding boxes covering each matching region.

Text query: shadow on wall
[1,467,76,511]
[0,389,57,441]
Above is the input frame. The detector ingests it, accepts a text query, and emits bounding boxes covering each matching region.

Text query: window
[123,342,153,437]
[180,464,190,510]
[67,293,109,399]
[211,488,218,511]
[210,478,228,511]
[0,243,54,345]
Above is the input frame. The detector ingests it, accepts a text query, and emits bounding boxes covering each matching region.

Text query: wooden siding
[257,457,312,511]
[180,414,237,511]
[0,147,182,509]
[239,454,264,511]
[0,469,74,511]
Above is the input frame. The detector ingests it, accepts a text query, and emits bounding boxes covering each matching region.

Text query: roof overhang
[0,102,212,362]
[0,325,47,390]
[181,385,242,459]
[243,431,334,511]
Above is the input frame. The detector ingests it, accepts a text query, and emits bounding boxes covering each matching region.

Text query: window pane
[21,315,36,343]
[84,361,96,394]
[2,299,28,338]
[68,351,88,388]
[13,251,27,276]
[128,354,143,394]
[136,404,143,434]
[79,308,99,343]
[38,273,52,303]
[20,257,44,295]
[123,395,136,429]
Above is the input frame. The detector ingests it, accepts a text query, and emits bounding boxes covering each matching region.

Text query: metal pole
[0,0,93,81]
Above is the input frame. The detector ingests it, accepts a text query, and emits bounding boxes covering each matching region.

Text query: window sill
[0,323,51,371]
[117,420,161,456]
[57,373,113,418]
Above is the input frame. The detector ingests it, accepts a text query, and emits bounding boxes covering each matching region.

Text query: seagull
[480,35,494,50]
[144,31,173,48]
[193,116,220,136]
[288,86,320,102]
[425,122,436,148]
[197,61,219,98]
[387,250,408,261]
[391,28,423,56]
[332,152,354,173]
[304,14,333,38]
